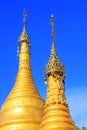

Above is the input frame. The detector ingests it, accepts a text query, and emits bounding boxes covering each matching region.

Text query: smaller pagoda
[40,14,76,130]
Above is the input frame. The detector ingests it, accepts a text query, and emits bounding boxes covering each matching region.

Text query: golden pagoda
[40,15,76,130]
[0,10,44,130]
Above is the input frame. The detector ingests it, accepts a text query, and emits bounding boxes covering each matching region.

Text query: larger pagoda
[40,15,76,130]
[0,10,44,130]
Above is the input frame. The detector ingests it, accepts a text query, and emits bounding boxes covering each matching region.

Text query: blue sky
[0,0,87,128]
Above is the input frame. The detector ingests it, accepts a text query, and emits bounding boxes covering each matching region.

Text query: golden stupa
[0,10,44,130]
[40,15,76,130]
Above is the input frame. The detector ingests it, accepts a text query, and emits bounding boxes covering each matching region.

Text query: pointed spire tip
[18,10,30,43]
[45,15,65,79]
[23,9,28,26]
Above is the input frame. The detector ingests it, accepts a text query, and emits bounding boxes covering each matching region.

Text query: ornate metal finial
[49,14,55,44]
[18,9,30,43]
[45,15,65,79]
[23,9,28,27]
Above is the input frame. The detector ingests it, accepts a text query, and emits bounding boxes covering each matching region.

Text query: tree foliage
[76,126,80,130]
[82,127,87,130]
[76,126,87,130]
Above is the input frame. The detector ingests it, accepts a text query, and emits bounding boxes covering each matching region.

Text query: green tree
[76,126,80,130]
[82,127,87,130]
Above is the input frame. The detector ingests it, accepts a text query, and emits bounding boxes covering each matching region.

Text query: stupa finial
[18,9,30,43]
[23,9,28,27]
[49,14,55,44]
[45,15,65,79]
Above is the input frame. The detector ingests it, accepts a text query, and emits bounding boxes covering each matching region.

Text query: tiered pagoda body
[40,15,76,130]
[0,11,44,130]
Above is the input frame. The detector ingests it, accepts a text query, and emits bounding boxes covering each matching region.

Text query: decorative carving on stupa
[40,15,76,130]
[0,10,44,130]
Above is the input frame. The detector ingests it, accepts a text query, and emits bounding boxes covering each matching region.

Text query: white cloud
[66,86,87,128]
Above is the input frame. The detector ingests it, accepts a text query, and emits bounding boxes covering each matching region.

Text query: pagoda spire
[0,10,44,130]
[49,14,55,44]
[40,15,75,130]
[18,9,30,44]
[45,14,65,79]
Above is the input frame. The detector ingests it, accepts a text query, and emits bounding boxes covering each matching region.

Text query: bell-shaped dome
[0,10,44,130]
